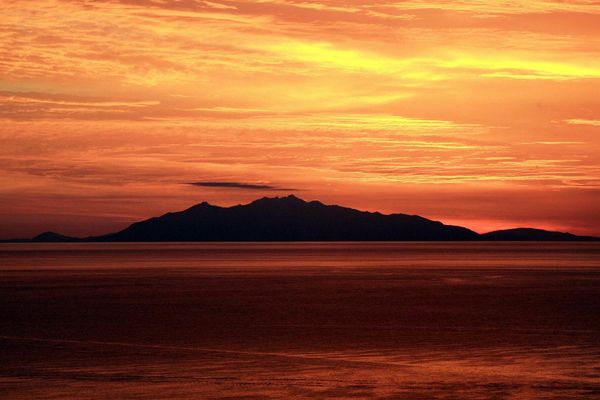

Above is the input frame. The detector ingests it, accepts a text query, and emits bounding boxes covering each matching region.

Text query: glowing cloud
[0,0,599,238]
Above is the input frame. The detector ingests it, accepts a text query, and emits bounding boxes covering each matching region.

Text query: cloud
[564,119,600,127]
[188,181,296,190]
[1,0,600,237]
[377,0,600,15]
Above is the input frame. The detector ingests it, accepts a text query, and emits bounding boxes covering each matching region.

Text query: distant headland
[4,195,598,242]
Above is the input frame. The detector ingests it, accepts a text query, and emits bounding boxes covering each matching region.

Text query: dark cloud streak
[188,181,296,191]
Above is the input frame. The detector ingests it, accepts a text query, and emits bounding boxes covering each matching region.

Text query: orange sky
[1,0,600,238]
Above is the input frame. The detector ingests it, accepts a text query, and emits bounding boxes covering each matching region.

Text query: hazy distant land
[6,195,597,242]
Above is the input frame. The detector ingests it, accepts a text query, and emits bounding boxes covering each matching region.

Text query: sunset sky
[1,0,600,238]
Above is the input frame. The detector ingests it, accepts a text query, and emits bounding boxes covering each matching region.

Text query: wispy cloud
[564,119,600,127]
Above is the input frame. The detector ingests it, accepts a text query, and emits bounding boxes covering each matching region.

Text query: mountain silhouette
[90,195,477,241]
[480,228,597,241]
[6,195,598,242]
[31,231,80,242]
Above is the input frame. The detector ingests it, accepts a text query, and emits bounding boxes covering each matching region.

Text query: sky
[1,0,600,238]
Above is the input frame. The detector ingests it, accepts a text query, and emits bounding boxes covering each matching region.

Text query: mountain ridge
[4,195,598,242]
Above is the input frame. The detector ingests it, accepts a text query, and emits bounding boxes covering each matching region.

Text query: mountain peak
[282,194,304,203]
[32,231,78,242]
[187,200,216,210]
[251,194,306,205]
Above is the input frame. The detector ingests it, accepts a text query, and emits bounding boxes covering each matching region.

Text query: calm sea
[1,242,599,399]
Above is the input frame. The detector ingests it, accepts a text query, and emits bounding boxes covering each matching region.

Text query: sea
[1,242,599,399]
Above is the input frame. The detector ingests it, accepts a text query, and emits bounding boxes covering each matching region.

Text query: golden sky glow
[1,0,600,237]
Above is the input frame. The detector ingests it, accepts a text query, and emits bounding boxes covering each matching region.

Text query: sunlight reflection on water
[1,242,599,398]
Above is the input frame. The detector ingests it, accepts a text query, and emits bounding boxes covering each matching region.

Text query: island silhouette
[10,195,599,242]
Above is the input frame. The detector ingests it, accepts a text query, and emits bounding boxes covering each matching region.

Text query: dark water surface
[1,242,599,399]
